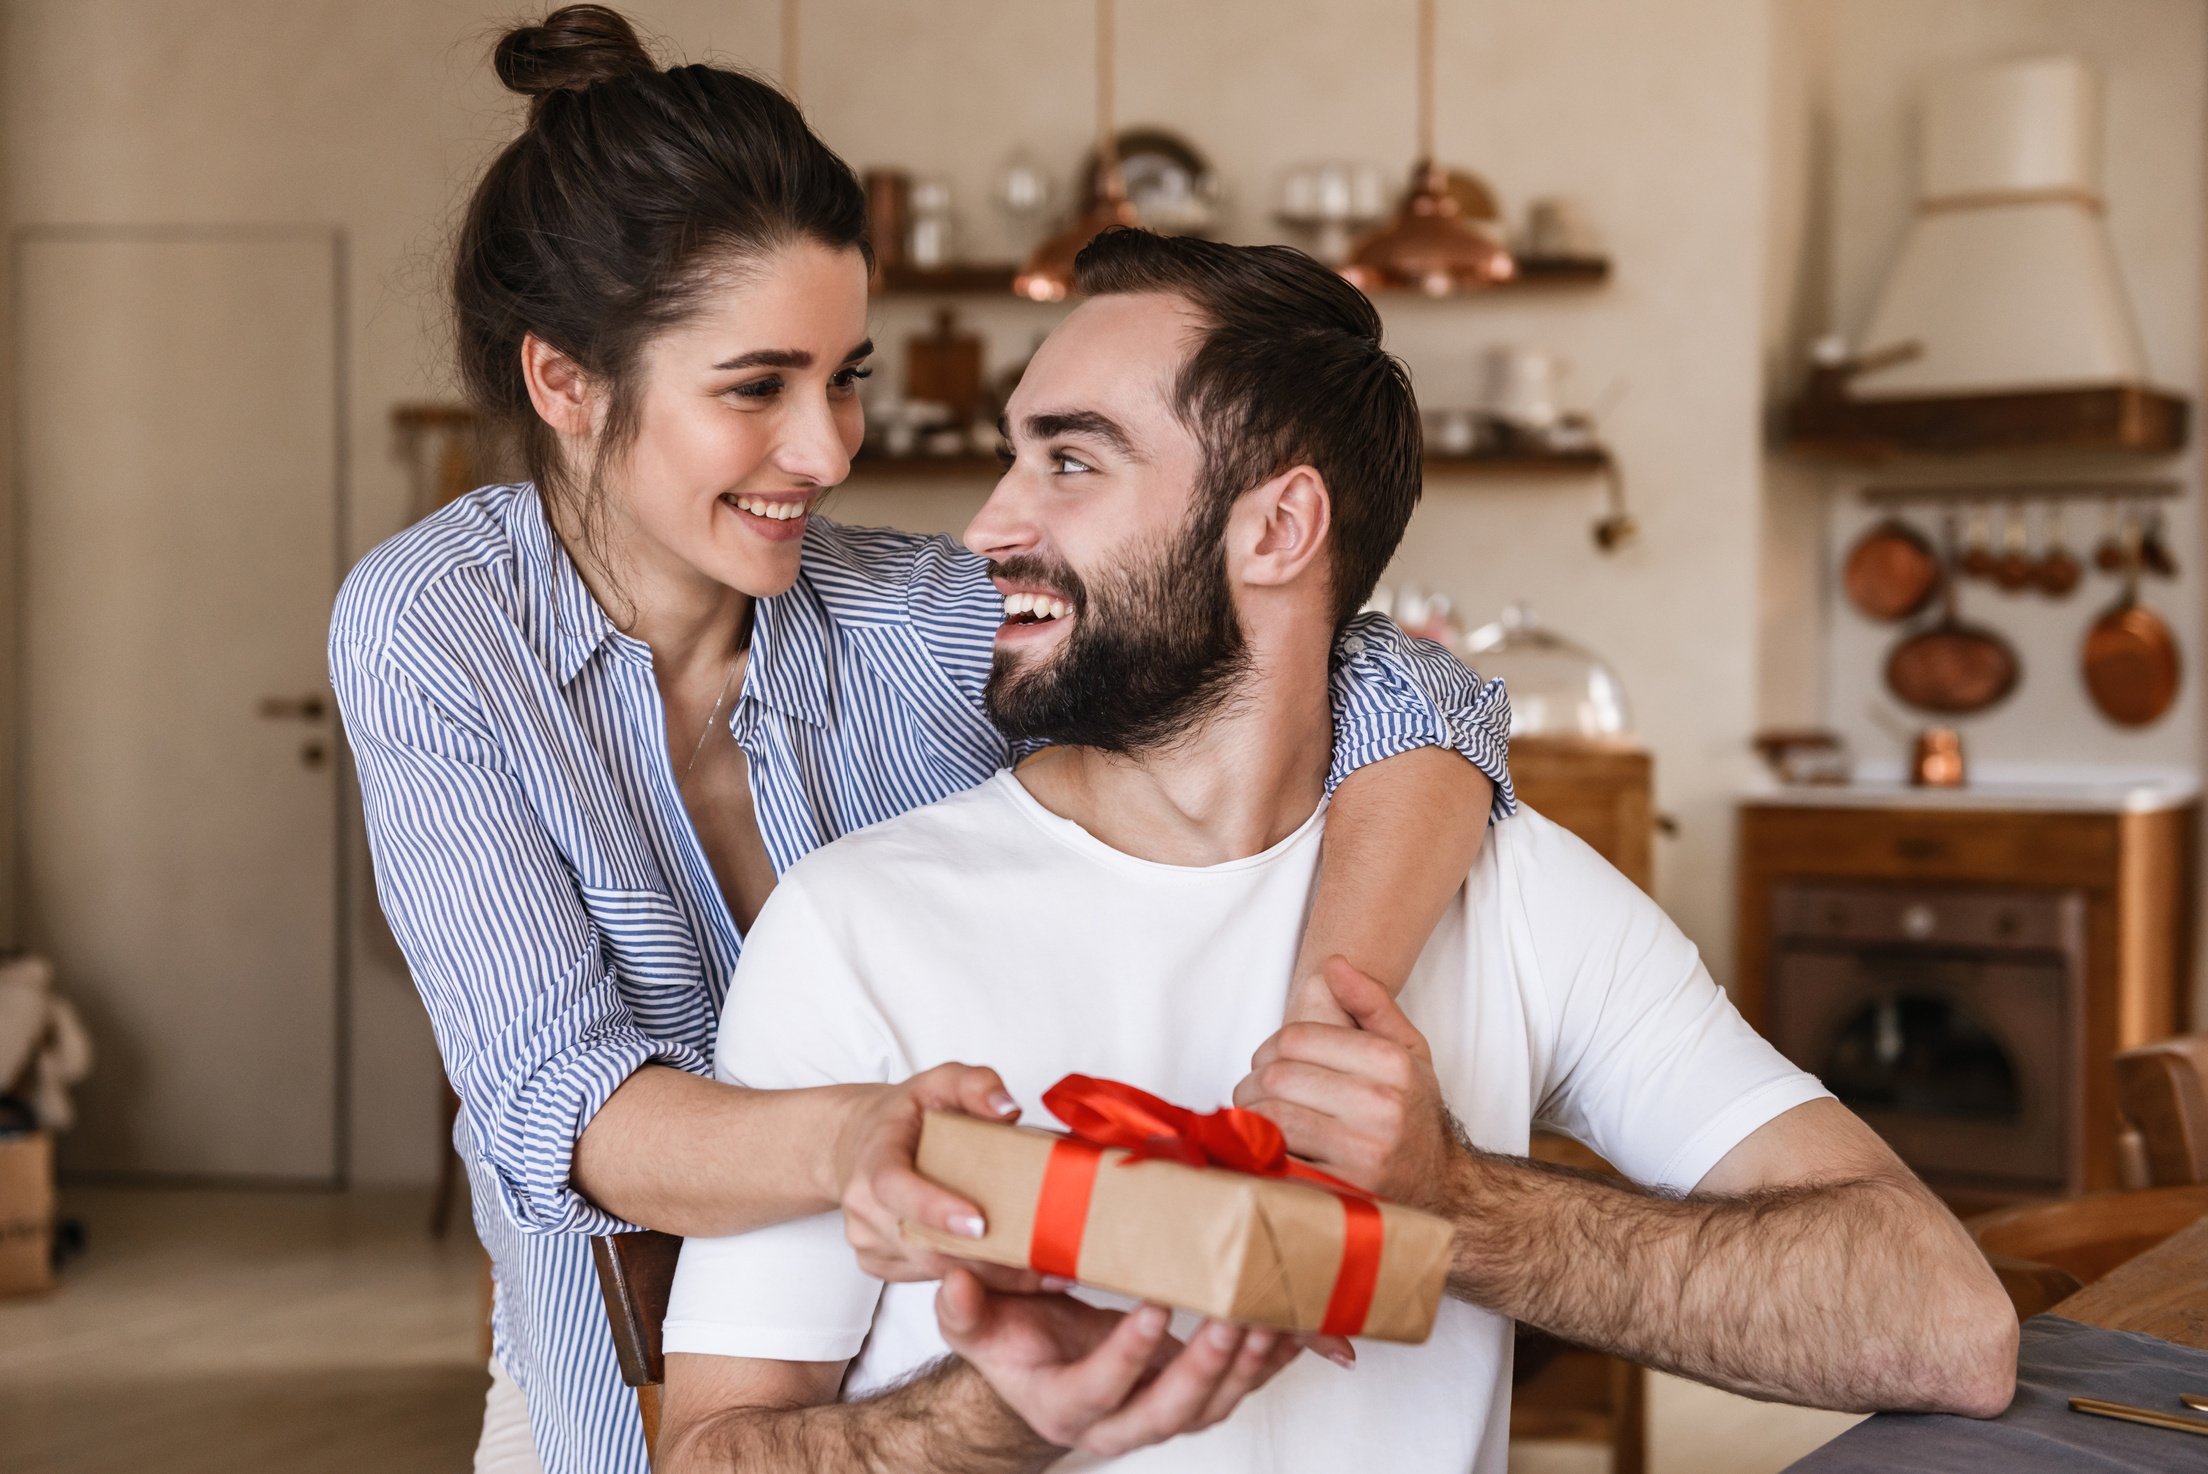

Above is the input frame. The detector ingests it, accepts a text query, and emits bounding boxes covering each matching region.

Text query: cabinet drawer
[1740,806,2120,889]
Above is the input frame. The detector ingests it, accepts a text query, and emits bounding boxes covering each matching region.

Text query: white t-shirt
[665,773,1828,1473]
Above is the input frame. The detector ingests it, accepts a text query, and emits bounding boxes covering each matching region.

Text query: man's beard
[984,513,1251,755]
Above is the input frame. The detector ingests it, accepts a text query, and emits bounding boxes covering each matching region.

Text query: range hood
[1789,55,2188,458]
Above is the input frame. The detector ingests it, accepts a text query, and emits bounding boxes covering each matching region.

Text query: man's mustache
[987,556,1087,609]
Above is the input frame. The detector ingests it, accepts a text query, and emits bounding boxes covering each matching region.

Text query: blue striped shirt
[328,481,1513,1474]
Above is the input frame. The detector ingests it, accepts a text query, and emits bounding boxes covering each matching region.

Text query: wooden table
[2049,1212,2208,1350]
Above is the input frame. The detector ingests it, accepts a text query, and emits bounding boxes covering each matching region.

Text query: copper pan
[1885,536,2019,715]
[2082,536,2180,727]
[1843,517,1940,622]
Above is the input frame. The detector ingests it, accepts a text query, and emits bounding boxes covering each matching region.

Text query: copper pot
[1843,517,1941,622]
[2082,540,2180,727]
[1885,543,2020,716]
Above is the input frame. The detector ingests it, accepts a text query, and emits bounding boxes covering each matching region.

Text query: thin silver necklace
[682,653,744,781]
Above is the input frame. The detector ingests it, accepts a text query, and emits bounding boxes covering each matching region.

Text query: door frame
[8,223,354,1186]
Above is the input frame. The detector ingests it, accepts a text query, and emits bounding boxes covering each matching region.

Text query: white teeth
[733,496,807,521]
[1001,592,1071,622]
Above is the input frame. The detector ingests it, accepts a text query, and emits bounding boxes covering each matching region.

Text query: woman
[330,9,1514,1472]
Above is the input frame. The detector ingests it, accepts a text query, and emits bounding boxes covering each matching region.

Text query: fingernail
[950,1214,986,1238]
[1327,1349,1357,1369]
[1136,1305,1170,1336]
[1206,1322,1240,1350]
[1040,1275,1075,1292]
[988,1091,1018,1116]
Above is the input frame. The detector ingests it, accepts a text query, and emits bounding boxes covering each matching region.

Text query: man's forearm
[1440,1151,2014,1415]
[663,1357,1058,1474]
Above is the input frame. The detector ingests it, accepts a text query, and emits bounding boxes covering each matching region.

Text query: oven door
[1767,945,2079,1197]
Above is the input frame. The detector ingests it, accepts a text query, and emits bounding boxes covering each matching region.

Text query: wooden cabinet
[1736,798,2197,1198]
[1509,738,1654,891]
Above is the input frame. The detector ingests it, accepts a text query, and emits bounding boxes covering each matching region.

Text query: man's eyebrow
[710,339,873,372]
[1022,409,1145,462]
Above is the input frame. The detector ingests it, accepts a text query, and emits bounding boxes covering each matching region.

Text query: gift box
[0,1129,55,1297]
[906,1076,1453,1343]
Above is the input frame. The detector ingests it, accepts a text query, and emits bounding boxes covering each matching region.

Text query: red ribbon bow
[1030,1074,1386,1338]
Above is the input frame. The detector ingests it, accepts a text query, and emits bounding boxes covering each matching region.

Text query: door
[16,228,345,1181]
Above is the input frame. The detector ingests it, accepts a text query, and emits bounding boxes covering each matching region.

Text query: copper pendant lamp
[1341,0,1515,297]
[1012,0,1140,302]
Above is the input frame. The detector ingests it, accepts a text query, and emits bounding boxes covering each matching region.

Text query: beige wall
[7,0,2196,1180]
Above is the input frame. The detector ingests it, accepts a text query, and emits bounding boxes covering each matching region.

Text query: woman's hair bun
[494,5,656,101]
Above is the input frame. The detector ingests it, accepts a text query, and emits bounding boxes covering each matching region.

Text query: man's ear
[1234,464,1331,590]
[520,333,599,441]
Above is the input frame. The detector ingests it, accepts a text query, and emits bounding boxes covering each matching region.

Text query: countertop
[1741,766,2200,815]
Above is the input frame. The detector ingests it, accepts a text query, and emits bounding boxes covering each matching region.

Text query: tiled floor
[0,1185,1861,1472]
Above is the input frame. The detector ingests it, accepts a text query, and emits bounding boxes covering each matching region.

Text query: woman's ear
[520,333,598,441]
[1235,464,1332,590]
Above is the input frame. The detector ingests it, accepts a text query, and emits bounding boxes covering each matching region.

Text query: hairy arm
[660,1356,1053,1474]
[659,1272,1300,1473]
[1240,964,2016,1419]
[1288,747,1493,1022]
[1440,1098,2016,1415]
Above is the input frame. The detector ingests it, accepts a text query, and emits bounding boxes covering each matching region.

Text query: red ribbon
[1030,1074,1386,1338]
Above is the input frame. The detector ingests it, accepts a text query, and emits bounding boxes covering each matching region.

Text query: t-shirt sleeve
[1512,816,1831,1195]
[662,874,902,1364]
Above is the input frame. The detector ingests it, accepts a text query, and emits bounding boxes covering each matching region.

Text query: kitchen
[0,1,2204,1471]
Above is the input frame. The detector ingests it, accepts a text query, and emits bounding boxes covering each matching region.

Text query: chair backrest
[591,1230,682,1455]
[1968,1182,2208,1294]
[2115,1033,2208,1187]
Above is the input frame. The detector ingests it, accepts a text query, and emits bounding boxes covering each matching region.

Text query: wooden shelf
[850,447,1612,479]
[872,254,1611,298]
[1786,384,2190,460]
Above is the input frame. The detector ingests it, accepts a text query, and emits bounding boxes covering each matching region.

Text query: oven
[1765,881,2086,1203]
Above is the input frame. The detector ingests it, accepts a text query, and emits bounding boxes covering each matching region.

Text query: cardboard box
[908,1111,1452,1343]
[0,1130,54,1296]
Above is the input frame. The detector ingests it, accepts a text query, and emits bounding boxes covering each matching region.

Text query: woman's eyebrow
[710,338,873,372]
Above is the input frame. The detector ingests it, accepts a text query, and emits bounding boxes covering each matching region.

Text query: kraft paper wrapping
[907,1111,1453,1343]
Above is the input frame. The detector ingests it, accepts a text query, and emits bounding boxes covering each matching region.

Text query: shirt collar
[508,483,618,687]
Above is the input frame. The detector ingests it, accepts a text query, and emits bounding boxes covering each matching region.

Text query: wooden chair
[590,1230,683,1457]
[2114,1032,2208,1188]
[1968,1183,2208,1321]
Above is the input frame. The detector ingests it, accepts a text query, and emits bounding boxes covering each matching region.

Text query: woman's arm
[1289,746,1492,1024]
[1289,613,1512,1019]
[333,633,996,1240]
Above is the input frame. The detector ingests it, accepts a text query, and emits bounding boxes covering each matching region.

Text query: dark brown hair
[452,5,870,560]
[1072,229,1422,628]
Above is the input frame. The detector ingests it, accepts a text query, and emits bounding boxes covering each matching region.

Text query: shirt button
[1342,635,1367,658]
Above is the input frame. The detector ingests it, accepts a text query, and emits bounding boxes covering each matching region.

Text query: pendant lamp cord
[1417,0,1436,164]
[782,0,800,105]
[1096,0,1118,174]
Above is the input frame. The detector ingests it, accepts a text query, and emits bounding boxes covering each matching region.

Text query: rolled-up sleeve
[331,637,707,1235]
[1325,612,1516,819]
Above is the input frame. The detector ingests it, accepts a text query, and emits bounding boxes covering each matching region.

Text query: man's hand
[935,1267,1305,1459]
[1233,956,1462,1211]
[835,1064,1041,1284]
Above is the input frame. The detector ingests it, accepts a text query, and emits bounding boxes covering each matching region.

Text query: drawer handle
[1895,836,1946,861]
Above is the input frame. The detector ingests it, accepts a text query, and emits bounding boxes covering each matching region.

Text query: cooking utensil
[2036,503,2082,596]
[2082,530,2181,727]
[2141,506,2179,578]
[1910,727,1966,787]
[2094,501,2128,572]
[1885,532,2020,715]
[1993,504,2035,591]
[2069,1397,2208,1437]
[1843,517,1941,622]
[1960,504,1996,579]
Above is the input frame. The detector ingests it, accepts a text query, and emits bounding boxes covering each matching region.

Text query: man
[655,230,2017,1472]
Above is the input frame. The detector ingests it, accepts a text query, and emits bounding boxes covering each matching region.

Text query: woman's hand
[834,1062,1032,1282]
